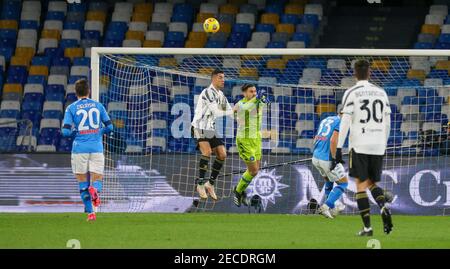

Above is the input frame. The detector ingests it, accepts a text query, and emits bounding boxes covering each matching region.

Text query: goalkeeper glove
[256,93,271,104]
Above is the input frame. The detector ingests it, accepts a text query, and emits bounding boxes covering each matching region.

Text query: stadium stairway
[319,6,427,48]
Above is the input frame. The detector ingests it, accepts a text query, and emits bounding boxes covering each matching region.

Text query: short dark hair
[354,59,370,80]
[211,68,224,77]
[75,79,90,97]
[241,83,255,92]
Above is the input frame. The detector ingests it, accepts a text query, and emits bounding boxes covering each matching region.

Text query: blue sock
[92,180,103,193]
[79,182,93,213]
[324,181,334,198]
[325,182,348,209]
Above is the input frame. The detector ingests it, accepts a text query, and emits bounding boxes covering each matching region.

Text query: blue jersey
[313,116,340,161]
[62,98,113,154]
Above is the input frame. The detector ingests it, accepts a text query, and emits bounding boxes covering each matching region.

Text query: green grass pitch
[0,213,449,249]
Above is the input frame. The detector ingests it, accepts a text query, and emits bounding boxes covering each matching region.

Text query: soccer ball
[203,18,220,33]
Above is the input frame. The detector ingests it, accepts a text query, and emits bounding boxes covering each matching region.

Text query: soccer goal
[90,48,450,215]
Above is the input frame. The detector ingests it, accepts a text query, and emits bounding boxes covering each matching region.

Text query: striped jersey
[235,96,264,139]
[191,84,233,131]
[341,80,391,155]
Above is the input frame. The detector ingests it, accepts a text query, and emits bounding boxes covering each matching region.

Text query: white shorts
[71,153,105,175]
[312,157,342,182]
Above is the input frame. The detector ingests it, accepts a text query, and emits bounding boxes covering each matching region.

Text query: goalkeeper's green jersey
[235,97,264,139]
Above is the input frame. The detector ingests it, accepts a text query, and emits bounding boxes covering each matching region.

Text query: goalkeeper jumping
[233,84,269,206]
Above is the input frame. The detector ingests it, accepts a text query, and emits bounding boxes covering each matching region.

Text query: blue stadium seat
[266,41,286,48]
[83,30,101,40]
[166,31,185,42]
[435,42,450,49]
[103,39,122,47]
[414,42,433,49]
[45,85,65,102]
[39,128,60,145]
[0,127,17,152]
[58,137,73,152]
[22,100,43,112]
[7,66,27,84]
[227,40,245,48]
[256,23,276,33]
[64,21,83,31]
[292,32,311,47]
[439,33,450,43]
[45,47,64,58]
[105,30,126,41]
[0,29,17,39]
[46,11,65,21]
[27,75,46,85]
[302,14,320,29]
[427,69,448,78]
[52,57,71,67]
[31,56,51,67]
[60,39,78,49]
[174,3,194,14]
[0,37,15,48]
[164,40,185,47]
[230,32,249,43]
[20,20,38,30]
[417,88,438,97]
[107,22,128,33]
[281,14,301,24]
[0,47,11,64]
[426,113,448,124]
[233,23,252,35]
[68,2,87,12]
[171,12,193,24]
[265,4,284,16]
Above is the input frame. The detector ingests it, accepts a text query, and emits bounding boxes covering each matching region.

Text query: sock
[325,182,348,209]
[79,182,93,213]
[209,158,224,185]
[92,180,103,193]
[370,185,386,209]
[197,155,209,185]
[324,181,334,198]
[236,170,254,194]
[356,191,371,228]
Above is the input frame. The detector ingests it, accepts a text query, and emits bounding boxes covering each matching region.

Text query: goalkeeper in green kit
[232,84,270,207]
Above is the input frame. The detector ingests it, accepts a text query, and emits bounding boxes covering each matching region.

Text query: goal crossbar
[90,48,450,101]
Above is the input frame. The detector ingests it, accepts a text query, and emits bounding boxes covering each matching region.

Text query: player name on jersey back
[342,80,391,156]
[63,98,111,154]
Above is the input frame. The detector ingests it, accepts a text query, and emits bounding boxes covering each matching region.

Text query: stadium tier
[0,0,449,155]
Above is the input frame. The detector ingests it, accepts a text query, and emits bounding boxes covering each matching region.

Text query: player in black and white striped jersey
[191,69,234,200]
[334,60,393,236]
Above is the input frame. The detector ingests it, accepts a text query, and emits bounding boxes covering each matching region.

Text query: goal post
[90,48,450,214]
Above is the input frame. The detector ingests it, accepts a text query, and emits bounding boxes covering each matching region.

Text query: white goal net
[91,48,450,215]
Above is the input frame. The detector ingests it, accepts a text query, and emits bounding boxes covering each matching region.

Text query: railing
[0,119,33,153]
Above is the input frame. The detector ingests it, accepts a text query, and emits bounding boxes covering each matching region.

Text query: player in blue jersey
[62,79,113,221]
[312,112,348,219]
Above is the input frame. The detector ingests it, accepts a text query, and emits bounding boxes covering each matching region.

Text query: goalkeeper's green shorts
[236,138,262,163]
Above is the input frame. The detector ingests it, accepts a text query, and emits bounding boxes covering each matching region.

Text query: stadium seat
[261,13,279,25]
[295,138,314,154]
[285,4,304,15]
[42,101,63,119]
[421,24,441,36]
